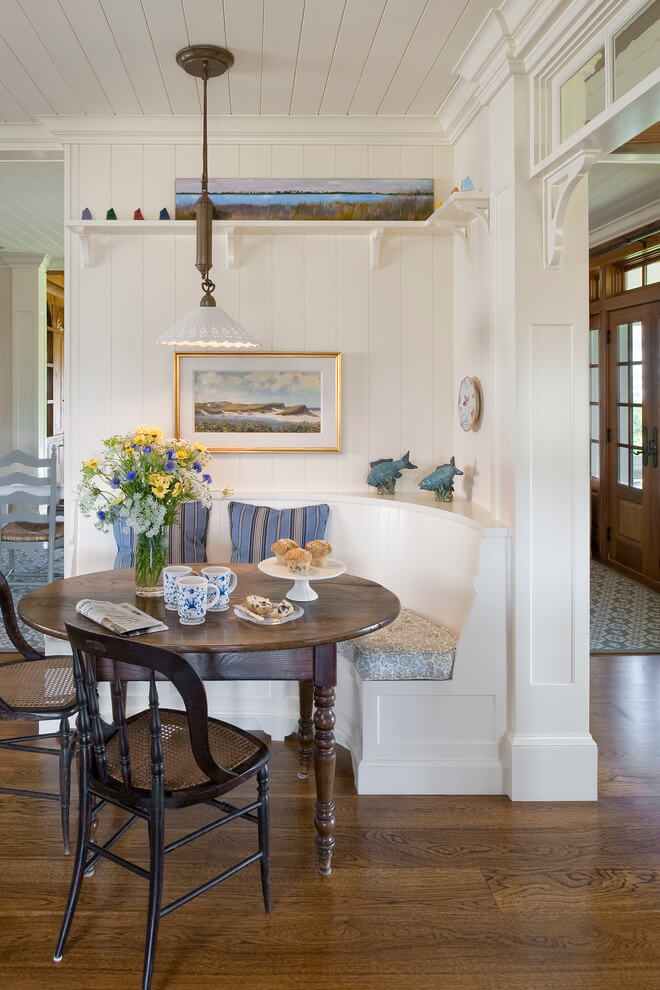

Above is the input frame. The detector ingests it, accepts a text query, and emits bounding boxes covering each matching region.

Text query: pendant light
[156,45,260,349]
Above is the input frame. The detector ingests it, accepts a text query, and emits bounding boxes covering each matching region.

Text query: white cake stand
[257,557,346,602]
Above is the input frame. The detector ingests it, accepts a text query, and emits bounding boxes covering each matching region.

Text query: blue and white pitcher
[176,575,220,625]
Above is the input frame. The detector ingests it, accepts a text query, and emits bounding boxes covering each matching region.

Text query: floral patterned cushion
[338,607,458,681]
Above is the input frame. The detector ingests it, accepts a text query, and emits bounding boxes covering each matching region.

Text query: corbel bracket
[369,227,384,270]
[224,227,237,268]
[543,149,600,268]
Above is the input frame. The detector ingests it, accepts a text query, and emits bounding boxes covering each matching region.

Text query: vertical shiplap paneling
[174,145,199,183]
[433,145,454,205]
[143,144,175,220]
[303,235,338,491]
[271,235,307,492]
[336,145,368,177]
[368,235,402,463]
[208,228,242,491]
[207,144,240,178]
[432,235,454,466]
[369,145,401,178]
[143,236,176,434]
[239,145,272,178]
[303,145,336,177]
[110,146,144,432]
[272,144,303,176]
[77,145,112,459]
[401,145,433,180]
[336,236,370,491]
[110,144,143,221]
[400,236,433,489]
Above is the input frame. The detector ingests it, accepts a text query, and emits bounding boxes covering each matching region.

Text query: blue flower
[126,470,137,481]
[131,443,139,449]
[164,460,176,472]
[193,461,202,472]
[202,473,212,484]
[143,445,152,453]
[167,449,175,459]
[97,510,107,521]
[110,476,121,489]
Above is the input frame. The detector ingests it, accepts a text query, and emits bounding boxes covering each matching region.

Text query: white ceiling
[0,0,494,121]
[0,161,64,256]
[589,160,660,232]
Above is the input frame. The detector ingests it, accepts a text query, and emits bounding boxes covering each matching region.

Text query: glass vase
[135,528,167,597]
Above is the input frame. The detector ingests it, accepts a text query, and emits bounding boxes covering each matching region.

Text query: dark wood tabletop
[18,563,399,654]
[19,563,400,875]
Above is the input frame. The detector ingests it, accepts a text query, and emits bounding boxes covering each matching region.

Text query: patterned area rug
[591,560,660,654]
[0,548,64,653]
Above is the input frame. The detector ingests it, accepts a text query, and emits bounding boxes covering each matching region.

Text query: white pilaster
[4,253,49,456]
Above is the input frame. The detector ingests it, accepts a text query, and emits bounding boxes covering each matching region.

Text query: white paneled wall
[66,140,456,572]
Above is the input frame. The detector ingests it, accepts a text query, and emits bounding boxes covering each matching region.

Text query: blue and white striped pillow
[227,501,330,564]
[112,502,210,568]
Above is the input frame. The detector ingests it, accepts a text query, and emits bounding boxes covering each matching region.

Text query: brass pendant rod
[201,61,208,195]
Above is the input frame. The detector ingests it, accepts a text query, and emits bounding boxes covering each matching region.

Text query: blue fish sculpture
[367,451,417,495]
[419,457,463,502]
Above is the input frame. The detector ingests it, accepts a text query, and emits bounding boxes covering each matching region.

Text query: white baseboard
[503,732,598,801]
[355,758,504,795]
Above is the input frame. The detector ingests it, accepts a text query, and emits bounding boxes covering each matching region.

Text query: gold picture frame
[174,352,341,453]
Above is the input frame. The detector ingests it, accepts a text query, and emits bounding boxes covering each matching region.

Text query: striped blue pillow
[228,501,330,564]
[113,502,209,568]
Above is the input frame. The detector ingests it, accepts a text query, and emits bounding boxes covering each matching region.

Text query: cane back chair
[55,624,271,990]
[0,449,64,584]
[0,570,77,852]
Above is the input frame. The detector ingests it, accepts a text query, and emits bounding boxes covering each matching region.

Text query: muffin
[305,539,332,567]
[271,538,299,565]
[284,547,312,572]
[271,599,295,618]
[246,595,273,616]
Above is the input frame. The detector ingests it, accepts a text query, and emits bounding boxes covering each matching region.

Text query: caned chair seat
[106,708,262,792]
[1,520,65,542]
[0,656,75,712]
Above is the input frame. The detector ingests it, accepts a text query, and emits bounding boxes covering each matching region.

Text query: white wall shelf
[66,192,490,269]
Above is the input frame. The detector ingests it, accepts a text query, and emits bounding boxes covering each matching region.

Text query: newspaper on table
[75,599,168,637]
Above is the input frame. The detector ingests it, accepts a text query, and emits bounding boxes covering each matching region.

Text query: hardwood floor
[1,654,659,990]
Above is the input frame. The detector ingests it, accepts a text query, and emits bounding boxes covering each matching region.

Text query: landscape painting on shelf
[175,177,434,221]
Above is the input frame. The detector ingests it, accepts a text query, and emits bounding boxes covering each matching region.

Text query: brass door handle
[642,426,658,468]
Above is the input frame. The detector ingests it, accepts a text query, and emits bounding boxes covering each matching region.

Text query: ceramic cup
[201,565,238,612]
[176,575,220,625]
[163,565,193,611]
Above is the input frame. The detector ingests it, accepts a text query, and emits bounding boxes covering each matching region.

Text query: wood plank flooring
[0,654,659,990]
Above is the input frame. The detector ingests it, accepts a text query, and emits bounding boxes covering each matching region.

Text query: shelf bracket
[369,227,384,270]
[69,226,92,268]
[453,200,490,233]
[224,227,237,268]
[543,149,600,268]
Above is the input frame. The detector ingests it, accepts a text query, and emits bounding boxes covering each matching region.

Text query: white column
[4,253,49,456]
[494,78,597,800]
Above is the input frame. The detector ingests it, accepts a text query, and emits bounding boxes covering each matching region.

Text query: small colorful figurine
[133,208,144,220]
[367,451,417,496]
[418,457,463,502]
[81,207,92,220]
[460,176,474,191]
[159,207,170,220]
[105,208,117,220]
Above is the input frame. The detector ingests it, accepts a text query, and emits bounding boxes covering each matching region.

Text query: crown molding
[0,252,50,269]
[33,113,450,146]
[589,197,660,247]
[0,123,62,150]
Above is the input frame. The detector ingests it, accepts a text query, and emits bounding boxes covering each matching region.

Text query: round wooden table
[19,563,400,874]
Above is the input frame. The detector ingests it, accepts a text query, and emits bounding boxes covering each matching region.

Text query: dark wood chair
[55,623,271,990]
[0,569,77,853]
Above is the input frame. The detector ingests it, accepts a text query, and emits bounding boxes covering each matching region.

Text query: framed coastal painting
[174,352,341,453]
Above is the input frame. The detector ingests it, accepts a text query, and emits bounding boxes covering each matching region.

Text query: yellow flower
[84,458,99,470]
[172,481,183,498]
[176,450,188,460]
[111,492,125,504]
[148,472,172,499]
[193,442,207,453]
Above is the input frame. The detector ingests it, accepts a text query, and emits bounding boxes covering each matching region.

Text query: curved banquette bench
[71,491,510,795]
[206,491,510,796]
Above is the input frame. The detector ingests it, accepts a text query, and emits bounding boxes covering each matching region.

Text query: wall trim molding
[589,197,660,247]
[503,732,598,800]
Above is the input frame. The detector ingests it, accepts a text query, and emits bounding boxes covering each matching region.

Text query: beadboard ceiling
[0,161,64,257]
[0,0,494,121]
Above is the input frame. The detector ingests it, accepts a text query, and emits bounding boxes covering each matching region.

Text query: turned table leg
[313,644,337,875]
[297,681,314,779]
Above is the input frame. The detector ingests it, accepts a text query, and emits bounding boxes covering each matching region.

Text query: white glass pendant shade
[156,305,261,349]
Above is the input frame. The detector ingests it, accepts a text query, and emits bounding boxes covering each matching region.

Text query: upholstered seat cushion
[0,656,75,711]
[338,607,458,680]
[228,501,329,563]
[105,708,262,791]
[1,520,64,542]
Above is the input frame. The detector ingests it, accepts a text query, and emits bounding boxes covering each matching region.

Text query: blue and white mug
[177,575,220,625]
[201,566,238,612]
[163,565,192,611]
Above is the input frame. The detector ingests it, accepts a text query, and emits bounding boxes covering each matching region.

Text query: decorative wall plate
[458,376,482,432]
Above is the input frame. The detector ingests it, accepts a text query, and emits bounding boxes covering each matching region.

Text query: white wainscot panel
[376,692,495,747]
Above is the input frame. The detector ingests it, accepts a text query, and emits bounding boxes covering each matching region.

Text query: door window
[616,320,644,489]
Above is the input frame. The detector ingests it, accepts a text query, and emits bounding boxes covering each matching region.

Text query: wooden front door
[606,302,660,589]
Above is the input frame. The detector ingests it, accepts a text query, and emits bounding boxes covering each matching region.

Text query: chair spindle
[111,666,132,789]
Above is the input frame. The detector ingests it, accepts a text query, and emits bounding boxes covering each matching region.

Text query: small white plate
[234,602,304,625]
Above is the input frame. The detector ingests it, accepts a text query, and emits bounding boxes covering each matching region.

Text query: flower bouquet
[79,425,213,596]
